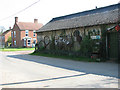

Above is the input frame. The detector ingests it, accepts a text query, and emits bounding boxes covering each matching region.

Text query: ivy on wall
[80,35,94,56]
[35,29,102,58]
[100,25,107,59]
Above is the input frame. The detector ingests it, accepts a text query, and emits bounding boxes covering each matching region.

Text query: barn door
[118,32,120,62]
[108,32,118,61]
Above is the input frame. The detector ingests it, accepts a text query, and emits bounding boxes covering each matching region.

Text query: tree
[7,36,12,43]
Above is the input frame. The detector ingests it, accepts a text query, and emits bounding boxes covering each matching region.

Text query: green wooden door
[108,32,118,60]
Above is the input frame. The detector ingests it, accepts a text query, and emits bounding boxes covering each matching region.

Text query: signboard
[91,35,101,39]
[115,25,120,31]
[96,35,101,39]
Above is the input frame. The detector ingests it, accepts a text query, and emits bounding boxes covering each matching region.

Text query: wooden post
[118,32,120,63]
[26,39,27,48]
[106,32,108,59]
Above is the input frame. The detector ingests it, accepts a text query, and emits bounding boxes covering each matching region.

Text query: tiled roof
[17,22,43,30]
[37,3,120,33]
[2,30,11,35]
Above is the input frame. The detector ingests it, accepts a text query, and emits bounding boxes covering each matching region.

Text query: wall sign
[91,35,101,39]
[115,25,120,31]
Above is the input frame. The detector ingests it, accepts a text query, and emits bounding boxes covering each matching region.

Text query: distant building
[0,27,12,47]
[12,17,43,48]
[0,26,6,33]
[36,3,120,61]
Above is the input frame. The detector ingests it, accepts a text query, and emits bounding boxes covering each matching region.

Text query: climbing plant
[80,35,94,56]
[7,36,12,43]
[100,25,107,59]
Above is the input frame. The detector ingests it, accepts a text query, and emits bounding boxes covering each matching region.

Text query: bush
[7,36,12,43]
[80,35,94,56]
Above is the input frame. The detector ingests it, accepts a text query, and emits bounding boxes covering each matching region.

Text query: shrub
[80,35,94,56]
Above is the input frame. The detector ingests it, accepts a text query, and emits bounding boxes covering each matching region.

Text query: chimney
[34,19,38,23]
[95,6,97,9]
[9,27,11,30]
[15,17,18,23]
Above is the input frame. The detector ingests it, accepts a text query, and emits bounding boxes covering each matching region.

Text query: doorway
[108,32,118,61]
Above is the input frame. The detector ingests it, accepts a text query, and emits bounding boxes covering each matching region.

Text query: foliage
[7,36,12,43]
[34,34,104,62]
[49,36,55,50]
[0,32,2,35]
[39,46,45,51]
[35,43,38,51]
[100,25,107,59]
[80,35,94,55]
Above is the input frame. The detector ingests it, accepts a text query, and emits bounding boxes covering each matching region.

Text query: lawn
[0,48,35,51]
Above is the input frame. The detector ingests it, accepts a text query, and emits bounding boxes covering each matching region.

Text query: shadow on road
[7,54,119,78]
[0,73,86,86]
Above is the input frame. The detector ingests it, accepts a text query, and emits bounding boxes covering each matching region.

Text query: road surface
[0,51,119,88]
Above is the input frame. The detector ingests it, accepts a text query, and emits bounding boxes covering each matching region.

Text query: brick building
[12,17,43,48]
[1,27,12,47]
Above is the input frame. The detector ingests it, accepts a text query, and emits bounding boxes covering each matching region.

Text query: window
[33,30,36,37]
[25,30,29,36]
[11,31,13,37]
[24,39,26,46]
[73,30,82,42]
[73,30,80,37]
[14,31,16,37]
[27,39,31,46]
[14,41,16,46]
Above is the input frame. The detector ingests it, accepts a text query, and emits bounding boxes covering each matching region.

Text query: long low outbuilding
[36,3,120,61]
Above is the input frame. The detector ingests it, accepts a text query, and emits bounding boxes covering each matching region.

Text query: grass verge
[30,52,99,62]
[0,48,35,51]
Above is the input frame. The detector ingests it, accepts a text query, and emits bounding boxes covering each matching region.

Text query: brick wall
[12,23,38,48]
[20,30,37,47]
[12,24,21,47]
[4,30,11,43]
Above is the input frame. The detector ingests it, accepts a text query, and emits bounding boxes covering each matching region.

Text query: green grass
[0,48,35,51]
[30,52,98,62]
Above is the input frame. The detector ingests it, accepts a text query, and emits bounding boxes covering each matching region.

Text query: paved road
[0,51,119,88]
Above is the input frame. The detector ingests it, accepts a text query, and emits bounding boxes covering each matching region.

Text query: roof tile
[17,22,43,30]
[37,3,120,32]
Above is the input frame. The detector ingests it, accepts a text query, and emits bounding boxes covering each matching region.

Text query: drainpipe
[118,31,120,63]
[106,32,108,59]
[26,39,27,48]
[83,27,85,36]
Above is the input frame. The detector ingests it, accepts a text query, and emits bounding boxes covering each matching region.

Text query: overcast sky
[0,0,119,29]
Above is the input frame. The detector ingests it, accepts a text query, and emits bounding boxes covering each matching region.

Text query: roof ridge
[18,22,42,24]
[2,30,11,35]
